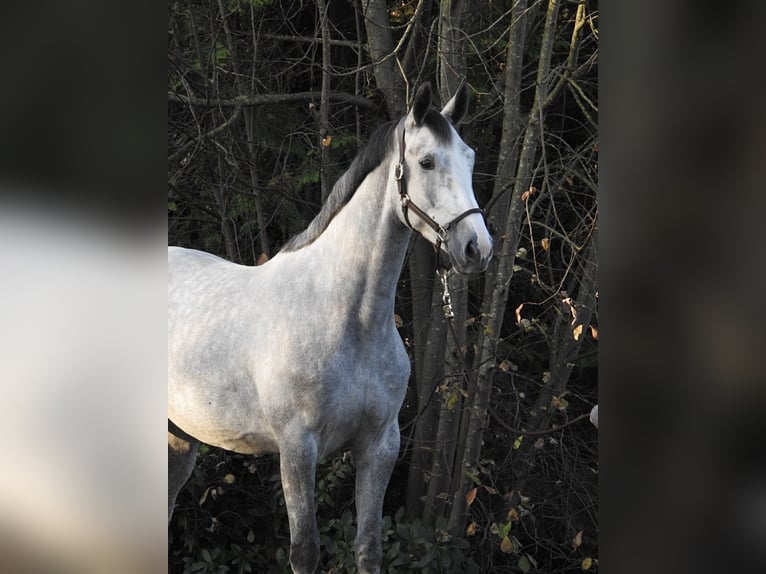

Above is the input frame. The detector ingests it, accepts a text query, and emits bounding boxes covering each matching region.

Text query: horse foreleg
[279,434,320,574]
[352,423,400,574]
[168,431,199,524]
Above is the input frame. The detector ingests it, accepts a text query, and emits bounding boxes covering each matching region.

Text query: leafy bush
[169,451,479,573]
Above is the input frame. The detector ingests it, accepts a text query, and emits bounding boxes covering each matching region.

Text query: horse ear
[410,82,432,125]
[441,80,469,125]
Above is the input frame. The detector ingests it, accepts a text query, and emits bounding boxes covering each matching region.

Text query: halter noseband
[394,121,484,254]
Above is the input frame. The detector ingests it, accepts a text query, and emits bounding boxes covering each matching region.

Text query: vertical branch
[216,0,271,259]
[353,0,363,145]
[317,0,332,202]
[214,157,238,261]
[514,230,597,483]
[247,2,271,259]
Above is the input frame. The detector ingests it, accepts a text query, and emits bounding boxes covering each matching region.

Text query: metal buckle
[394,163,404,181]
[436,225,448,244]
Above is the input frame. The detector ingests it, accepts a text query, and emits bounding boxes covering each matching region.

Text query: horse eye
[419,158,434,170]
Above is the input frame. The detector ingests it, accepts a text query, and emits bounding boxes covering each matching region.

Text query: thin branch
[489,408,590,437]
[168,105,243,164]
[260,32,360,48]
[168,90,377,111]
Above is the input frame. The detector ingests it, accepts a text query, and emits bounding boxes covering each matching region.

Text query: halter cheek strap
[394,123,484,252]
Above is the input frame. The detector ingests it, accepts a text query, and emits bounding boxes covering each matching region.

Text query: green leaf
[463,469,482,485]
[498,521,512,538]
[215,41,230,62]
[518,554,531,572]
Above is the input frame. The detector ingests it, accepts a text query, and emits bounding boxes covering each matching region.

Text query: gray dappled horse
[168,82,492,574]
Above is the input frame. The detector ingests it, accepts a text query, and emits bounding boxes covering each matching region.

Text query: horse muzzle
[445,226,493,275]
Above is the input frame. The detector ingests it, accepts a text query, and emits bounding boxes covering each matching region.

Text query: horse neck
[310,161,410,324]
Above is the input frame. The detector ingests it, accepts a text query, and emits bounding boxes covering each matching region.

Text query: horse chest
[289,341,408,454]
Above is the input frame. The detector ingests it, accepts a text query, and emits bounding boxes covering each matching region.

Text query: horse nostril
[464,239,479,261]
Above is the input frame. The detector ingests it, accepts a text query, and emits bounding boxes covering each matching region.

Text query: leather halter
[394,121,484,254]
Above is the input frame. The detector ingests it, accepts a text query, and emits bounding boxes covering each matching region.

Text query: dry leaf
[394,314,403,328]
[500,535,514,554]
[507,507,519,523]
[540,237,550,251]
[256,252,269,266]
[465,487,478,506]
[515,303,524,325]
[247,530,255,543]
[589,325,599,340]
[521,186,538,202]
[573,324,584,341]
[322,135,333,147]
[483,485,498,495]
[562,295,578,324]
[581,557,593,570]
[498,359,515,372]
[466,522,479,537]
[224,473,235,484]
[572,529,583,549]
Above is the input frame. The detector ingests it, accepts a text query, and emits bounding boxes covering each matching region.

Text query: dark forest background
[168,1,598,572]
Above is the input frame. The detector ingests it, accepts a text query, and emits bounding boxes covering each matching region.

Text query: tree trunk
[405,0,471,518]
[404,262,447,517]
[360,0,406,118]
[448,0,563,536]
[437,0,469,99]
[422,272,468,526]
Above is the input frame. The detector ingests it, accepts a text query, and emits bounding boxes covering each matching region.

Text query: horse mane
[280,119,399,253]
[280,109,453,253]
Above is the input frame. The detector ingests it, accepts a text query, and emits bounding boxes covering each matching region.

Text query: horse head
[395,81,493,274]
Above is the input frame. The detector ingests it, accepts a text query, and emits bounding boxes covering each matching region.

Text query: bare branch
[168,90,377,111]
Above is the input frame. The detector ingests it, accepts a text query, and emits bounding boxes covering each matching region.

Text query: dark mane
[280,119,399,252]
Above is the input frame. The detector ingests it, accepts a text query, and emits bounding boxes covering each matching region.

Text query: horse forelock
[280,119,399,253]
[421,108,453,144]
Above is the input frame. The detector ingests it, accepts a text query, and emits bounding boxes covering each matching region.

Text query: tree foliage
[168,1,598,572]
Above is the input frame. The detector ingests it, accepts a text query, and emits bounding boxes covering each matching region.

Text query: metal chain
[439,268,454,319]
